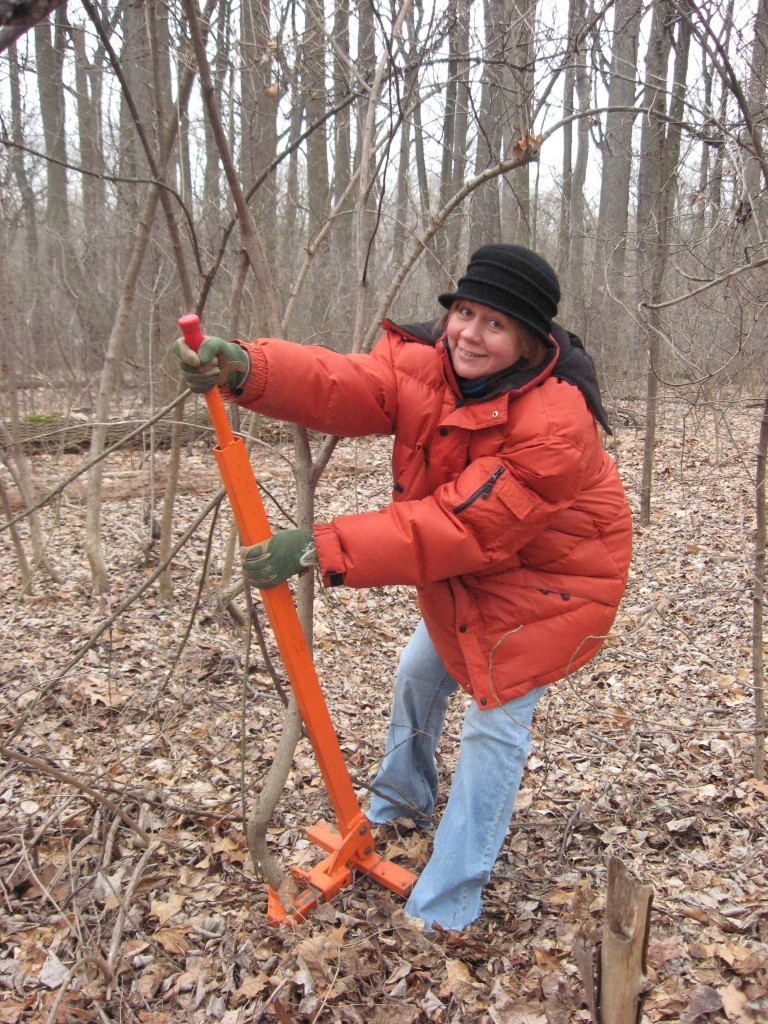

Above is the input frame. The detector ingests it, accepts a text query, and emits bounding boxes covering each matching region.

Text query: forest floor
[1,398,767,1023]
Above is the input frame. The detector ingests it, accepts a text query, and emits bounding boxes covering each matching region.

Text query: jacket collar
[437,335,559,405]
[384,316,612,434]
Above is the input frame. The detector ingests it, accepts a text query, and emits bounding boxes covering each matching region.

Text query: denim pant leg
[368,620,459,828]
[404,684,544,931]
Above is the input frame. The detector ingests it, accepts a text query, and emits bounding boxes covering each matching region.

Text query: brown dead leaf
[153,927,191,956]
[136,964,169,999]
[648,935,685,968]
[681,985,723,1022]
[367,1004,420,1024]
[295,934,339,984]
[438,958,476,1002]
[547,888,572,907]
[73,676,130,707]
[5,421,768,1024]
[232,971,271,1006]
[0,1001,29,1024]
[719,983,749,1021]
[149,893,185,925]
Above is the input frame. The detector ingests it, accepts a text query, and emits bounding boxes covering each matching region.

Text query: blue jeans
[369,619,544,931]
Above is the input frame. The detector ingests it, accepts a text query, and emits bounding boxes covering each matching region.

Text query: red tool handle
[177,314,234,445]
[178,313,205,352]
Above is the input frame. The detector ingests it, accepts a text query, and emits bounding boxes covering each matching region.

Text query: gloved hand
[172,336,250,394]
[241,529,317,590]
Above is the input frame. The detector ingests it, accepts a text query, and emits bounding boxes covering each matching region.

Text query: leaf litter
[0,401,767,1022]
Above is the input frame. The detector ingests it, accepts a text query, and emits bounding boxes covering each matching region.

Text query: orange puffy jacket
[232,323,632,709]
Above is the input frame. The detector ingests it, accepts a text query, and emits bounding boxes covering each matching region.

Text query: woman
[173,244,632,931]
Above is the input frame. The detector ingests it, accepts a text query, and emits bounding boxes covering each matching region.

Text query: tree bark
[501,0,536,246]
[638,2,691,526]
[600,858,653,1024]
[435,0,469,286]
[593,0,641,357]
[575,857,653,1024]
[240,0,278,269]
[753,395,768,779]
[469,0,505,252]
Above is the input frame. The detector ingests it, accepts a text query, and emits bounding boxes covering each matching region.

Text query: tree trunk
[593,0,642,359]
[501,0,536,246]
[638,2,691,526]
[0,208,62,588]
[240,0,279,285]
[8,43,39,262]
[469,0,505,252]
[575,857,653,1024]
[558,0,591,325]
[742,0,768,243]
[436,0,469,286]
[557,0,577,281]
[568,10,592,336]
[80,0,199,595]
[350,0,380,351]
[301,0,332,332]
[35,17,69,234]
[600,858,653,1023]
[753,395,768,779]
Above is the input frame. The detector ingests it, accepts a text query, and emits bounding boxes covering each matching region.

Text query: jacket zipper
[452,466,505,514]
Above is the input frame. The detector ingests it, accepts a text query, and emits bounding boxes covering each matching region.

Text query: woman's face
[444,300,526,379]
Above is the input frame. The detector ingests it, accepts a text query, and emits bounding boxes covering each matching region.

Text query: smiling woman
[170,242,632,933]
[444,302,531,378]
[438,244,558,377]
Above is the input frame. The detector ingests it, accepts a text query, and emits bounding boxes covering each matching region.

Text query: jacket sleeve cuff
[313,523,347,587]
[221,340,268,404]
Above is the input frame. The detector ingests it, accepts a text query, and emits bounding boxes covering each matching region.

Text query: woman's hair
[437,303,548,367]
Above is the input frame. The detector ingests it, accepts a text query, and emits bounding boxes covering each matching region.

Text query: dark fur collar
[382,317,612,434]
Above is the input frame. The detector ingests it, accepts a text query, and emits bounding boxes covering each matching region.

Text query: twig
[252,979,290,1024]
[311,962,342,1023]
[151,497,221,709]
[45,955,115,1024]
[107,839,161,978]
[641,255,768,311]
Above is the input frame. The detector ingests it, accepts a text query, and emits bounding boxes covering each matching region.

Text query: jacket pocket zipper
[453,466,505,514]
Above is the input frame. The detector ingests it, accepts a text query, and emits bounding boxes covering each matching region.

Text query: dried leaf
[38,951,68,990]
[153,927,191,956]
[149,893,185,925]
[681,985,723,1022]
[232,971,270,1006]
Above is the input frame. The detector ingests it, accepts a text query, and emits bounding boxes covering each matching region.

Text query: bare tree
[557,0,593,332]
[592,0,642,359]
[637,0,692,526]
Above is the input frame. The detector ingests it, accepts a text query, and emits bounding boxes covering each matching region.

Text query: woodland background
[1,0,767,1021]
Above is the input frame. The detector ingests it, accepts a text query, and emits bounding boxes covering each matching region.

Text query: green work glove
[241,529,317,590]
[172,336,250,394]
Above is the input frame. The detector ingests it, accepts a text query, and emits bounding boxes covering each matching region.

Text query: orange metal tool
[178,314,415,924]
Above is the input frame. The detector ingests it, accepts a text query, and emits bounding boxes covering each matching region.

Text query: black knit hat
[438,244,560,342]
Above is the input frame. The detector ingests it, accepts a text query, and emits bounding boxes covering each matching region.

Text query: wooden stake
[600,857,653,1024]
[574,857,653,1024]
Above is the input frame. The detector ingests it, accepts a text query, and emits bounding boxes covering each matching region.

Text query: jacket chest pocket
[426,423,504,493]
[452,466,505,514]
